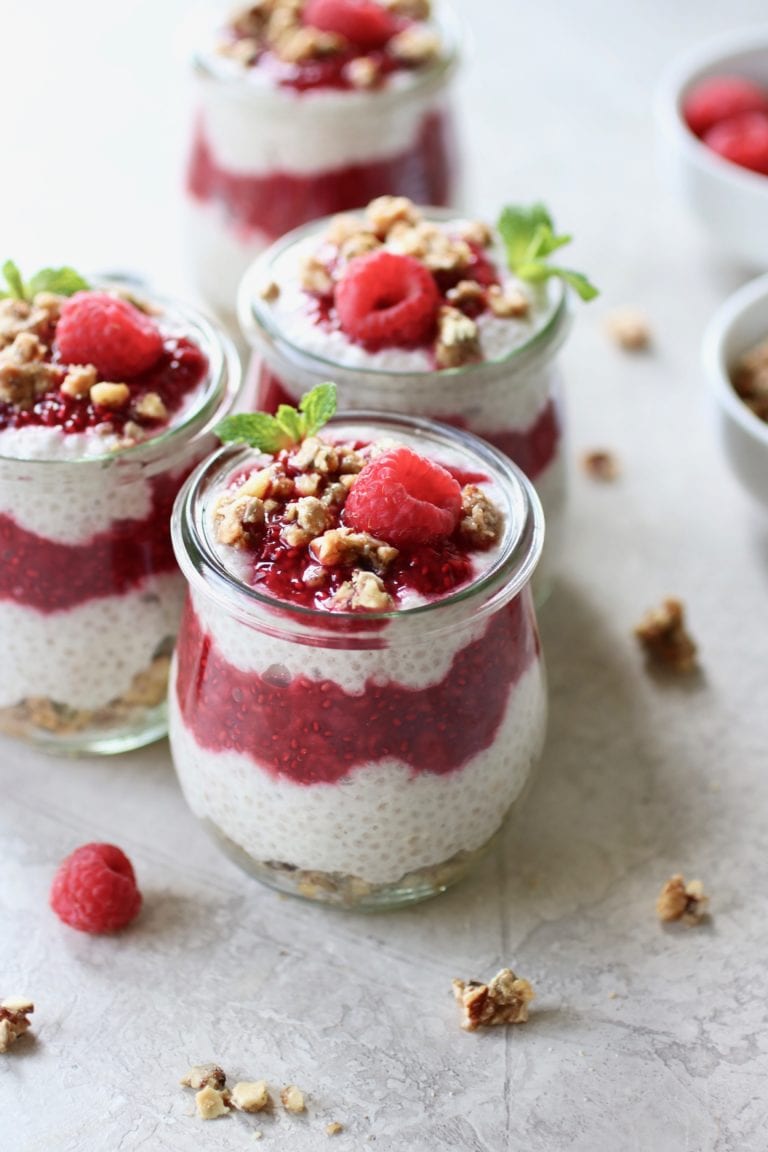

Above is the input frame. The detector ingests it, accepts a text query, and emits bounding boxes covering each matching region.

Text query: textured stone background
[2,1,768,1149]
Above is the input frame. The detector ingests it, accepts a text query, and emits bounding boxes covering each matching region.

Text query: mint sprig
[497,204,598,302]
[0,260,89,301]
[215,382,337,453]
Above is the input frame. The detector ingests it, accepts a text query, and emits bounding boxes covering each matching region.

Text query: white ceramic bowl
[703,273,768,512]
[657,28,768,267]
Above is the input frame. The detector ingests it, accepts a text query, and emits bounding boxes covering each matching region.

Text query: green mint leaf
[2,261,26,300]
[299,381,337,436]
[214,413,290,454]
[497,202,598,303]
[275,404,304,443]
[27,266,90,298]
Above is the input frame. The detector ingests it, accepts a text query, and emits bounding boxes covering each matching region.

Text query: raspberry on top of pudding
[253,197,598,372]
[0,263,209,457]
[214,0,444,91]
[212,382,504,611]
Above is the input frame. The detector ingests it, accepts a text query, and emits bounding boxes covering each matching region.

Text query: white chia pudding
[169,408,547,907]
[0,276,240,753]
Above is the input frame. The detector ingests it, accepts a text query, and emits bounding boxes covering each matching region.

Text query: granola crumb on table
[657,874,709,924]
[582,449,620,481]
[634,598,698,674]
[452,968,535,1030]
[604,307,652,351]
[0,998,34,1053]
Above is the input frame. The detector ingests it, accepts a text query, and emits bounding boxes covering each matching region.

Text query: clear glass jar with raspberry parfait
[168,386,547,909]
[238,198,597,598]
[184,0,460,316]
[0,264,241,754]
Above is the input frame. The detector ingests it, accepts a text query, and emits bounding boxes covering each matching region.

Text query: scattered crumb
[326,1121,344,1136]
[607,991,618,1000]
[582,449,620,481]
[452,968,534,1031]
[253,1133,263,1141]
[195,1084,231,1120]
[281,1084,306,1114]
[180,1063,227,1091]
[604,308,651,351]
[657,874,709,924]
[634,598,698,674]
[0,998,34,1053]
[231,1080,271,1113]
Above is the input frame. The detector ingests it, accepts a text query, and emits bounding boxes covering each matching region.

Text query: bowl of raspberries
[657,29,768,266]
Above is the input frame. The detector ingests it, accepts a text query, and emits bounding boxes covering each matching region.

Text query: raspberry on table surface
[50,842,142,934]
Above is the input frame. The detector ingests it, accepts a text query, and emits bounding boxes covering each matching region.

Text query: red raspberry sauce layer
[186,109,454,239]
[0,471,186,613]
[257,369,561,481]
[175,589,539,784]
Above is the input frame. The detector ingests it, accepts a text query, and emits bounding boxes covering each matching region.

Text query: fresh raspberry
[344,446,462,546]
[335,251,440,349]
[704,111,768,175]
[50,843,142,934]
[683,75,768,138]
[303,0,399,51]
[55,292,164,379]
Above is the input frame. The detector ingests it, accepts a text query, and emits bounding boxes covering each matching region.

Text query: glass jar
[183,4,460,317]
[0,297,241,755]
[169,413,547,909]
[239,217,571,598]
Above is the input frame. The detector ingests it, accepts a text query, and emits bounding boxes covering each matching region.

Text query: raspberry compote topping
[214,0,442,92]
[211,432,503,612]
[0,286,208,445]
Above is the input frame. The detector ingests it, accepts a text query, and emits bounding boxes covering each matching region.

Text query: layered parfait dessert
[185,0,459,314]
[0,264,240,753]
[239,196,596,594]
[169,386,546,908]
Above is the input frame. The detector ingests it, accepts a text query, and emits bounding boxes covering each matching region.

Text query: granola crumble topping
[657,874,709,924]
[452,968,535,1030]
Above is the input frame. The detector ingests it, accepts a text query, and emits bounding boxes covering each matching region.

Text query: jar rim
[239,210,570,384]
[172,411,545,638]
[0,288,242,471]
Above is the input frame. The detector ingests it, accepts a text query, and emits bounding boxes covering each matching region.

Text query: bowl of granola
[703,272,768,511]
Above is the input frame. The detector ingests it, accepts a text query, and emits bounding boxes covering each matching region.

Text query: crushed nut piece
[634,598,697,674]
[582,449,620,481]
[388,222,471,273]
[487,284,530,318]
[134,391,167,421]
[326,1121,344,1136]
[295,495,331,535]
[90,381,130,409]
[231,1080,271,1113]
[390,25,441,64]
[0,333,59,407]
[365,195,421,239]
[453,969,534,1031]
[383,0,431,16]
[281,1084,305,1114]
[60,364,98,398]
[180,1063,227,1091]
[291,436,339,474]
[275,26,344,63]
[605,308,651,351]
[346,56,380,88]
[326,214,365,246]
[0,998,34,1053]
[195,1084,231,1120]
[294,470,322,496]
[301,256,334,296]
[657,874,709,924]
[331,570,393,611]
[733,337,768,423]
[310,527,398,571]
[459,484,503,547]
[259,279,281,302]
[446,280,486,308]
[339,230,381,263]
[435,306,481,369]
[457,219,493,248]
[215,493,266,546]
